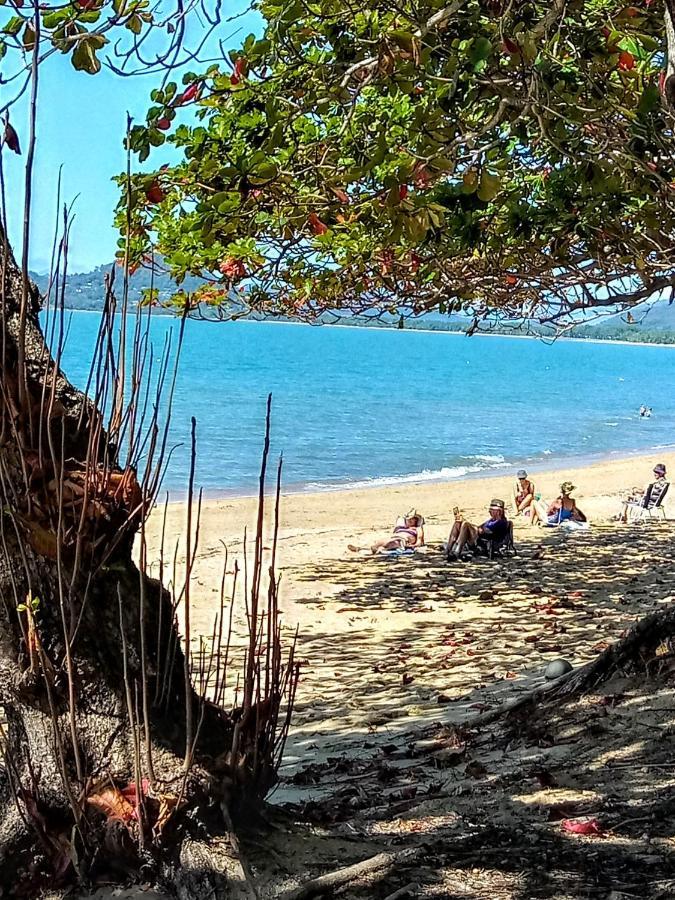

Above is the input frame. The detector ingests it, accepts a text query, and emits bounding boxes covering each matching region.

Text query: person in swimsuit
[534,481,586,526]
[513,469,535,521]
[348,509,425,554]
[446,499,509,561]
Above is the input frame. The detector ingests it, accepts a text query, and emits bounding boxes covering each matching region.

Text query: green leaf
[470,37,492,66]
[127,14,142,34]
[72,37,102,74]
[3,16,24,37]
[638,83,660,115]
[477,171,501,201]
[22,23,35,50]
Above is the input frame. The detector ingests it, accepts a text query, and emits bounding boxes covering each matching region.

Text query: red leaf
[502,37,520,54]
[659,70,667,94]
[562,817,603,836]
[120,778,150,806]
[219,257,247,281]
[181,82,201,103]
[157,117,172,131]
[398,184,409,201]
[87,785,135,823]
[146,184,165,204]
[308,212,328,235]
[3,121,20,155]
[618,51,635,71]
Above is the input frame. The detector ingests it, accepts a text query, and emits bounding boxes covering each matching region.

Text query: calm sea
[44,311,675,496]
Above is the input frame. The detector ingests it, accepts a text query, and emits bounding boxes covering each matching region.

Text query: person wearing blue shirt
[446,499,509,561]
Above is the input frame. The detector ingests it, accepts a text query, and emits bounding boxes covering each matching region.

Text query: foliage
[0,1,157,82]
[118,0,675,330]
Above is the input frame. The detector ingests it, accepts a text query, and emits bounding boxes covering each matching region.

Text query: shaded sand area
[141,449,675,898]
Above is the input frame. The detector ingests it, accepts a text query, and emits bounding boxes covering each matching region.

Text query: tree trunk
[0,230,247,896]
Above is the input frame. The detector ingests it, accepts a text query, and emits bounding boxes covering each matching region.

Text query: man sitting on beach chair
[446,499,511,561]
[619,463,669,523]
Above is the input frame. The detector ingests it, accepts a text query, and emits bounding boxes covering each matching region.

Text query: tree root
[279,846,424,900]
[466,606,675,731]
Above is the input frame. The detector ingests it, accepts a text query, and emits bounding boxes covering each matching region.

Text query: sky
[2,3,261,273]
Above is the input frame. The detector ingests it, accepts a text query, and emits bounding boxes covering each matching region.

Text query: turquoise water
[46,311,675,496]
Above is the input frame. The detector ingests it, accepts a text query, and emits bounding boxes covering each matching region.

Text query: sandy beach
[143,449,675,789]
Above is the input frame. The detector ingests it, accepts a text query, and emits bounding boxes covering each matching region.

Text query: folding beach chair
[476,521,517,560]
[636,481,670,521]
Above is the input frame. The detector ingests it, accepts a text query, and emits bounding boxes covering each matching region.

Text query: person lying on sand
[446,499,509,561]
[348,509,425,555]
[513,469,536,521]
[532,481,586,527]
[618,462,668,523]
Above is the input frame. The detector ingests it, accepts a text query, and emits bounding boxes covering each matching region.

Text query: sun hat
[517,469,528,479]
[489,498,505,509]
[560,481,575,494]
[404,508,424,524]
[654,463,666,476]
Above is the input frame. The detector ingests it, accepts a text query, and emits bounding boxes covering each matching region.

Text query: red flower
[308,212,328,235]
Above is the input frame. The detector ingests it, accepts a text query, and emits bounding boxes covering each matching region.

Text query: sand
[142,449,675,797]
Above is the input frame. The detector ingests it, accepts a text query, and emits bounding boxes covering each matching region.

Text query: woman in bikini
[513,469,536,521]
[533,481,586,526]
[348,509,425,554]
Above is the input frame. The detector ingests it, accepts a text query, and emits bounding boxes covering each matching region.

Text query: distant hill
[30,262,675,344]
[30,263,206,311]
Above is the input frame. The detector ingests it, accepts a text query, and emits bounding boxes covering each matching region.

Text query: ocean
[45,311,675,497]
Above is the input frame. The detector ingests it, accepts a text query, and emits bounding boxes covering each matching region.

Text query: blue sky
[3,4,261,273]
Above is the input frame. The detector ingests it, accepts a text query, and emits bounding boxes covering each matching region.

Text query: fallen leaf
[562,817,603,836]
[87,785,135,823]
[154,794,178,836]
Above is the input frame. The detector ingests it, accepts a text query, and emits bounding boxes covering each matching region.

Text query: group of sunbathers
[512,470,587,527]
[348,461,669,560]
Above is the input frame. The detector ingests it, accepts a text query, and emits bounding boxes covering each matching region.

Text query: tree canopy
[119,0,675,331]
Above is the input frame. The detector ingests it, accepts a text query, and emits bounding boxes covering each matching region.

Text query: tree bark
[0,229,237,895]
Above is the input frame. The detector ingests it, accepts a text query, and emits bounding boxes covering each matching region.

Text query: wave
[463,454,506,463]
[303,458,509,492]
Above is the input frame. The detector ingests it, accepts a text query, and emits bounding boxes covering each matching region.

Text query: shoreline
[52,307,675,350]
[161,441,675,503]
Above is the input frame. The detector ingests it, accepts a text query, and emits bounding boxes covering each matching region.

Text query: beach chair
[487,520,517,559]
[473,521,516,560]
[636,481,670,521]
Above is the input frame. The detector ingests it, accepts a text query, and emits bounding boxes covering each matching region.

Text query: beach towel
[560,520,591,532]
[379,547,416,558]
